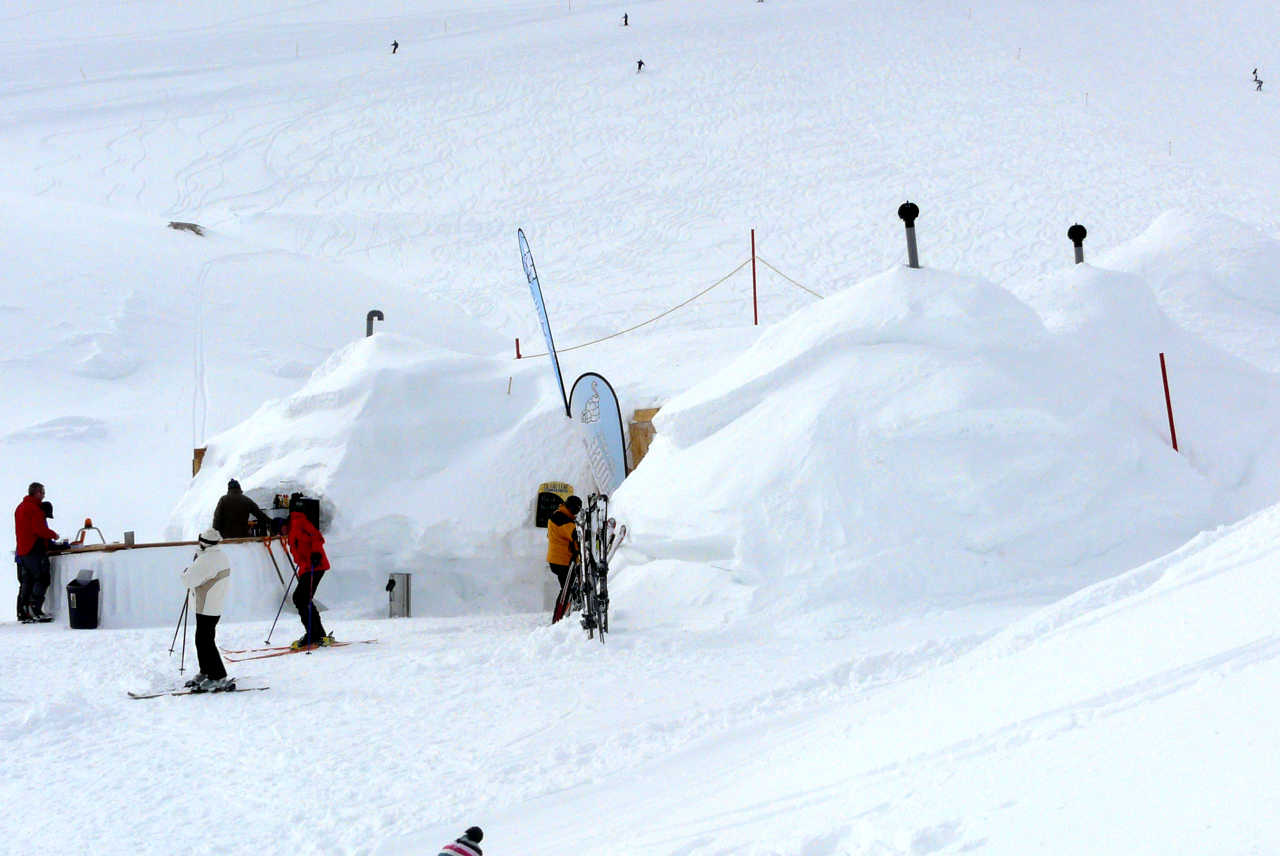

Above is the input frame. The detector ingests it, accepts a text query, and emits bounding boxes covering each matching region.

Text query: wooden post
[751,228,758,326]
[515,338,521,359]
[192,447,207,477]
[1160,353,1178,452]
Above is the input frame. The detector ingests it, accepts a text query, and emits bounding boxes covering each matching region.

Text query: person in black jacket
[211,479,272,539]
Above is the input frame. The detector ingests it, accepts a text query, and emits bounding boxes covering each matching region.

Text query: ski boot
[317,633,336,647]
[195,676,235,693]
[30,609,54,623]
[183,672,208,689]
[290,635,314,650]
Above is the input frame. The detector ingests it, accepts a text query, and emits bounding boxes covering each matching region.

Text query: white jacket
[181,545,231,616]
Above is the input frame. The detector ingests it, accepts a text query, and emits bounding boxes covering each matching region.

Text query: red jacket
[14,495,57,556]
[286,511,330,575]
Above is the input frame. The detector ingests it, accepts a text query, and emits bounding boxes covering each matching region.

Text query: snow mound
[614,263,1280,634]
[168,332,590,615]
[1099,209,1280,372]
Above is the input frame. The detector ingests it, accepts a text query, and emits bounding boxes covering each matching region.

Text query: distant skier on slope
[285,494,335,649]
[622,13,628,26]
[546,495,581,620]
[439,827,483,856]
[180,528,234,692]
[636,59,644,72]
[391,40,399,54]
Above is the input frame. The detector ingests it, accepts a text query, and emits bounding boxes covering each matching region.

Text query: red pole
[1160,352,1178,451]
[751,228,758,326]
[515,338,521,359]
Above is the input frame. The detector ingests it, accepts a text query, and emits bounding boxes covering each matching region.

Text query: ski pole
[179,593,189,674]
[168,594,189,654]
[266,572,297,644]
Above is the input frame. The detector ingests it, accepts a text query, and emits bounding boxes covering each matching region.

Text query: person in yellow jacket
[546,495,581,594]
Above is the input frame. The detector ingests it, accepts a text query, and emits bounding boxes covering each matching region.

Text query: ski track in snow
[0,613,987,854]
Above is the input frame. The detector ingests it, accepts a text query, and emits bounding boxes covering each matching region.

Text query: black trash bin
[66,577,100,629]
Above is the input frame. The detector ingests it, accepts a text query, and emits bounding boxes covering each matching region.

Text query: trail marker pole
[1160,353,1179,452]
[515,338,521,359]
[366,309,384,336]
[751,228,759,325]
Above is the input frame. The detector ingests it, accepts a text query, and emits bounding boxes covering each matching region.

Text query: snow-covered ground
[4,0,1280,852]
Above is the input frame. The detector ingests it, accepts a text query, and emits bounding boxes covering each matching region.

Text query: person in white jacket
[180,528,233,692]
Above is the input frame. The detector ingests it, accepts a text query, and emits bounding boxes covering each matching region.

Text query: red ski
[222,640,376,662]
[552,560,582,624]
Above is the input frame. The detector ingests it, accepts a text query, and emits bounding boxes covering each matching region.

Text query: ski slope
[3,0,1280,853]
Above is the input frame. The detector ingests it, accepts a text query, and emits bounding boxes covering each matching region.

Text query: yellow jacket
[546,503,579,565]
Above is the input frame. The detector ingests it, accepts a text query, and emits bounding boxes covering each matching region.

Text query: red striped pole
[1160,352,1178,451]
[751,228,758,326]
[515,338,521,359]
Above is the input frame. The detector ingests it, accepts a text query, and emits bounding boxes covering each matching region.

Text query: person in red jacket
[14,482,58,622]
[284,493,333,649]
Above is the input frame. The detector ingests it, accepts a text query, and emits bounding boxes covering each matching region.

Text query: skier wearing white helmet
[180,528,233,692]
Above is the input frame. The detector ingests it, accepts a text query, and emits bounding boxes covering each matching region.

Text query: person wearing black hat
[284,493,334,649]
[438,827,483,856]
[180,528,234,691]
[546,495,581,622]
[212,479,272,539]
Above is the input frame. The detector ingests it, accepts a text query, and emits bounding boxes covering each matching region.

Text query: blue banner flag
[518,229,570,417]
[570,372,628,494]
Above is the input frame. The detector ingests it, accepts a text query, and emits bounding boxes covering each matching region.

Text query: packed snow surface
[3,0,1280,853]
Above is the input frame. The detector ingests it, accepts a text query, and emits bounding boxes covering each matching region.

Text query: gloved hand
[310,552,322,567]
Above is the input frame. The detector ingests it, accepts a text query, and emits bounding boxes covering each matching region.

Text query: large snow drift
[613,262,1280,633]
[168,332,591,615]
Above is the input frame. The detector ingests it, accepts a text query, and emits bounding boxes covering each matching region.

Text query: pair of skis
[128,678,269,699]
[552,520,626,625]
[552,496,625,642]
[220,639,376,662]
[127,640,376,697]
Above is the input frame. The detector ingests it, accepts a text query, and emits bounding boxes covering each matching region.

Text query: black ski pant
[549,563,570,591]
[16,554,48,616]
[292,570,327,642]
[194,613,227,679]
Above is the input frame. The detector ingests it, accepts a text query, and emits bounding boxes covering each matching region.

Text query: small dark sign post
[366,309,384,336]
[898,202,920,269]
[1068,224,1087,264]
